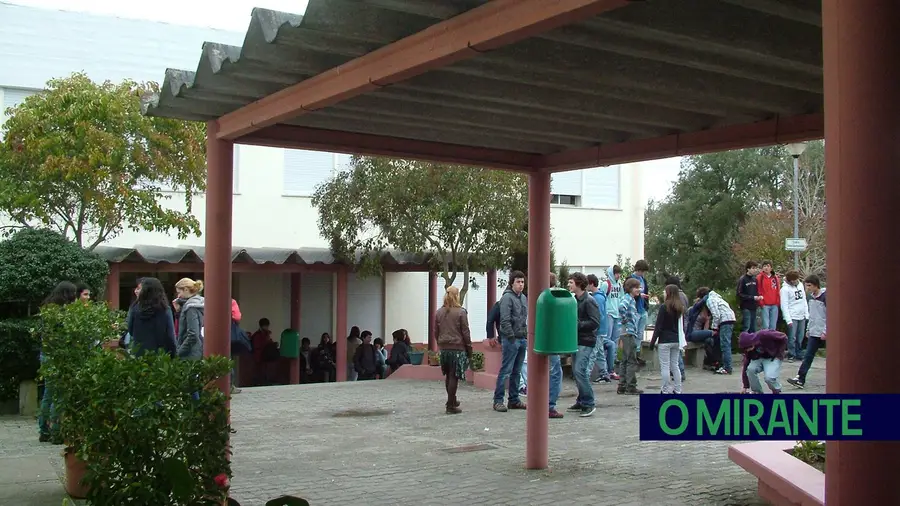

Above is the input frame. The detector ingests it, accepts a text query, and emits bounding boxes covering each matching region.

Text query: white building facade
[0,3,645,343]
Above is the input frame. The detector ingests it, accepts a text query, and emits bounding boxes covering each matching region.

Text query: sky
[7,0,682,204]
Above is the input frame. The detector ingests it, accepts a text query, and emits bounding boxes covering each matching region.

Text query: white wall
[235,273,289,335]
[384,272,428,344]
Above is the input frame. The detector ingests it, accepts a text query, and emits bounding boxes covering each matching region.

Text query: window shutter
[550,170,582,196]
[283,149,335,197]
[582,166,621,209]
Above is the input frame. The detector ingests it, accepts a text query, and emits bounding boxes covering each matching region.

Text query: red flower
[214,473,229,488]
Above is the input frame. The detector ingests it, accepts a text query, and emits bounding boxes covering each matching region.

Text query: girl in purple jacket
[739,330,787,394]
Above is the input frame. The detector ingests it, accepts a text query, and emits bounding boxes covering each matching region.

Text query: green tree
[313,156,528,304]
[644,142,826,294]
[0,72,206,250]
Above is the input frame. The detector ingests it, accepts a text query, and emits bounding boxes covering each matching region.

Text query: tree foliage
[645,142,825,294]
[313,157,527,304]
[0,72,206,249]
[0,228,109,312]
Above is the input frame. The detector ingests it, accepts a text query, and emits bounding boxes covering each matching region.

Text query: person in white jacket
[779,270,810,362]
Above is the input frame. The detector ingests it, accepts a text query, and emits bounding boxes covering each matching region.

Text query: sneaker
[616,386,626,395]
[231,387,242,394]
[549,410,564,419]
[580,406,596,417]
[592,376,610,383]
[787,376,805,389]
[609,372,620,380]
[624,388,644,395]
[446,406,462,414]
[787,356,796,363]
[567,403,583,412]
[493,403,508,412]
[508,401,527,410]
[714,367,731,375]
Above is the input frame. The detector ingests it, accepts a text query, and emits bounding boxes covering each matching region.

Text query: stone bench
[728,441,824,506]
[682,342,706,367]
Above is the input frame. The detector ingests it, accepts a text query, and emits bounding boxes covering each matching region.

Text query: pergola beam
[215,0,630,140]
[540,113,823,172]
[237,124,542,171]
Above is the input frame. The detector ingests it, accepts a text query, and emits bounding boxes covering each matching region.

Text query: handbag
[678,315,687,349]
[230,320,253,354]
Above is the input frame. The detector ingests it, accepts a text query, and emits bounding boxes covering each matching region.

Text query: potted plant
[427,350,441,366]
[469,351,485,372]
[38,301,123,498]
[408,344,426,365]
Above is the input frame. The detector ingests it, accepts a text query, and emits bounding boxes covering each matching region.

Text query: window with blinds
[282,148,336,197]
[581,166,621,209]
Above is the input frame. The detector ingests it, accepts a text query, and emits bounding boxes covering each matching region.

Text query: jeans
[741,308,757,333]
[747,357,783,393]
[549,355,562,411]
[797,336,822,382]
[347,366,359,382]
[678,351,685,378]
[589,337,609,381]
[37,381,57,437]
[689,330,714,343]
[606,316,620,375]
[494,337,527,405]
[618,334,638,390]
[760,305,779,330]
[520,352,528,391]
[658,342,682,393]
[636,312,648,352]
[573,345,595,408]
[718,323,734,372]
[786,319,807,359]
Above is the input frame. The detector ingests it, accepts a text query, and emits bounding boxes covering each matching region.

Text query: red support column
[335,269,349,381]
[202,121,234,398]
[428,271,438,351]
[486,269,497,337]
[288,273,301,385]
[822,1,900,503]
[105,263,120,310]
[525,171,551,470]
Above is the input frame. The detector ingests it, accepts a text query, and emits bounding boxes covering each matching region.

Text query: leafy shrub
[469,351,485,371]
[0,318,39,401]
[792,440,825,473]
[0,228,108,310]
[39,301,123,447]
[77,351,232,506]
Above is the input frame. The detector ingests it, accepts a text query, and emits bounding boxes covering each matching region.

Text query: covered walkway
[143,1,899,503]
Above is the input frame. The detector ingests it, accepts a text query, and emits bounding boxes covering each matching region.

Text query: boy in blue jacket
[587,274,611,383]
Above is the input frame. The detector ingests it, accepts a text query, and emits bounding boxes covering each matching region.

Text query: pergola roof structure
[144,0,824,171]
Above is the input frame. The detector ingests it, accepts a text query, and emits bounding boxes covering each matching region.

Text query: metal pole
[792,155,800,271]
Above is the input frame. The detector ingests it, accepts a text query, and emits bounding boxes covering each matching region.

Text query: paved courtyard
[0,357,826,506]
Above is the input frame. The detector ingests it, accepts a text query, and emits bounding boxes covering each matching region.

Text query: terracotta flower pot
[64,450,90,499]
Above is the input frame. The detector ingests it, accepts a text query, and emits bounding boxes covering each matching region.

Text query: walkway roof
[144,0,824,171]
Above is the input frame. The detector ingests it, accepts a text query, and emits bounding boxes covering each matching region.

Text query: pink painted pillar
[822,1,900,503]
[335,269,349,381]
[428,271,438,351]
[486,269,498,337]
[525,171,551,470]
[203,120,233,405]
[105,263,120,310]
[288,273,301,385]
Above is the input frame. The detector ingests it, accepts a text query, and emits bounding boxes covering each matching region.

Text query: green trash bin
[533,288,577,354]
[280,329,300,358]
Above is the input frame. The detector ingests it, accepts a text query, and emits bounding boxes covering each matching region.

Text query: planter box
[728,441,824,506]
[408,351,425,365]
[19,380,38,416]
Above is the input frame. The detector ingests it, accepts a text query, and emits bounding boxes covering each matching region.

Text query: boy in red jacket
[756,261,781,330]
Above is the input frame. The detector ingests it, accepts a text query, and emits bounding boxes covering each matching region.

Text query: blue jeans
[636,312,648,351]
[797,336,822,383]
[786,319,807,359]
[494,337,527,405]
[549,355,562,411]
[747,357,783,393]
[760,305,779,330]
[741,308,757,333]
[689,330,714,343]
[719,323,734,372]
[606,316,620,374]
[37,382,57,437]
[589,337,609,380]
[573,345,595,408]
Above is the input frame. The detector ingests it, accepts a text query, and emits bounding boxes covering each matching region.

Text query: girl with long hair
[649,284,685,394]
[435,286,472,414]
[173,278,204,360]
[127,277,176,357]
[38,281,78,442]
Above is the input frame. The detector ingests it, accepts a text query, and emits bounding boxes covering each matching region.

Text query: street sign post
[785,238,808,252]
